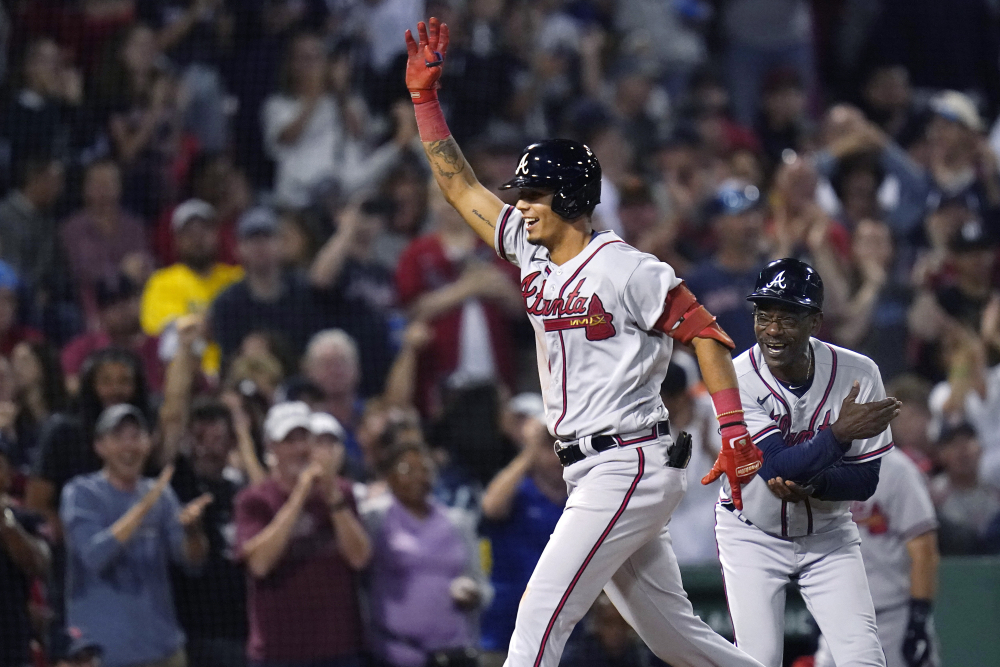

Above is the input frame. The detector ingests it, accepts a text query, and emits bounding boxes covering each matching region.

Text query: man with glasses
[715,258,902,667]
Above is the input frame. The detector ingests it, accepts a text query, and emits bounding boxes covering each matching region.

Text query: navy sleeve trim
[757,428,845,482]
[843,442,894,463]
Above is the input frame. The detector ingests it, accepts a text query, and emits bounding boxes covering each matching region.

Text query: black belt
[556,421,690,468]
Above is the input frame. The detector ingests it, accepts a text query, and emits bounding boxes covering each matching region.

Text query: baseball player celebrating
[814,445,941,667]
[405,17,766,667]
[716,258,901,667]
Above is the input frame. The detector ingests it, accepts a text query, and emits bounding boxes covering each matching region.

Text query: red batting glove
[404,17,450,104]
[701,426,763,511]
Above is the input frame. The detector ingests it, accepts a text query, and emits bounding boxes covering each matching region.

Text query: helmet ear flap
[552,177,602,220]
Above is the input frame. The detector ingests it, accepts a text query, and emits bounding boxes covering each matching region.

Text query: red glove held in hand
[701,425,763,511]
[404,17,450,103]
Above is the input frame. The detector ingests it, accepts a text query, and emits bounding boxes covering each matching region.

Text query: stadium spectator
[395,188,521,417]
[0,156,66,308]
[924,91,1000,212]
[930,423,1000,554]
[658,364,721,566]
[480,403,565,660]
[300,330,366,465]
[169,400,250,667]
[0,439,50,667]
[154,153,250,266]
[27,347,151,541]
[887,375,936,475]
[1,341,68,473]
[61,274,163,396]
[0,261,43,357]
[722,0,815,127]
[363,441,491,667]
[141,198,243,375]
[136,0,231,152]
[683,180,765,354]
[814,105,930,237]
[310,199,399,321]
[211,206,325,365]
[754,67,812,168]
[262,33,412,209]
[235,401,371,667]
[561,594,656,667]
[60,404,211,667]
[831,219,911,380]
[2,38,81,185]
[99,24,188,220]
[59,159,152,328]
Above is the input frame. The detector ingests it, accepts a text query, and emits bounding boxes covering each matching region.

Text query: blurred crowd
[2,1,1000,667]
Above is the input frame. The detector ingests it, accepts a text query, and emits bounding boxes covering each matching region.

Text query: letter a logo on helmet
[747,258,825,313]
[765,271,787,290]
[516,153,530,176]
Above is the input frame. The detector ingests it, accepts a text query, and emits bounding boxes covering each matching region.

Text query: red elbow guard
[654,283,736,349]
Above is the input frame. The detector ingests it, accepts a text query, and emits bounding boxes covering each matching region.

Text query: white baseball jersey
[495,204,680,440]
[726,339,894,536]
[812,448,941,667]
[851,448,938,611]
[492,205,765,667]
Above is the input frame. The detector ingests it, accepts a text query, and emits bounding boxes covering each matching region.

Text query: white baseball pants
[814,604,941,667]
[503,441,764,667]
[715,506,886,667]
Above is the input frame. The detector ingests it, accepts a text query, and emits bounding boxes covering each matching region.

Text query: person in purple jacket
[362,441,493,667]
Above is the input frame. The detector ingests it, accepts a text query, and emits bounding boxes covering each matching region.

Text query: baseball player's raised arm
[405,18,504,246]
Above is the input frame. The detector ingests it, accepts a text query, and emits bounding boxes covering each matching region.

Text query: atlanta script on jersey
[494,205,681,440]
[725,339,894,536]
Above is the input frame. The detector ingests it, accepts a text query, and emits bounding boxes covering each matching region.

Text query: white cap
[509,393,545,422]
[171,198,217,232]
[310,412,346,441]
[264,401,313,442]
[930,90,984,132]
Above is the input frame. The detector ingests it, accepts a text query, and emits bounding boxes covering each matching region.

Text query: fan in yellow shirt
[140,199,244,374]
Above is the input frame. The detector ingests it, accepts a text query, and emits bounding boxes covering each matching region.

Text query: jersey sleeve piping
[751,424,781,443]
[494,204,515,262]
[898,517,939,543]
[843,441,894,463]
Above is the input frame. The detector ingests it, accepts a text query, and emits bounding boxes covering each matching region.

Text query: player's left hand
[404,17,450,103]
[701,427,763,510]
[902,599,934,667]
[766,477,813,503]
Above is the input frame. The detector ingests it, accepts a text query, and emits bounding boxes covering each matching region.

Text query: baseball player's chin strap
[654,283,735,350]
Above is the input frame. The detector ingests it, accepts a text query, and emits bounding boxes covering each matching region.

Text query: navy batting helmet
[747,258,824,312]
[499,139,601,219]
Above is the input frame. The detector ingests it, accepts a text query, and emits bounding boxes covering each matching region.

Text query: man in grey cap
[60,404,212,667]
[211,206,324,362]
[139,197,243,372]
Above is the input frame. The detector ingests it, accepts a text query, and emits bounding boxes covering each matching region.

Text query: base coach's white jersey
[495,205,681,440]
[725,339,894,536]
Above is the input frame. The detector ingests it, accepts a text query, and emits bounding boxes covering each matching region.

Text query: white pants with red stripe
[715,506,885,667]
[503,440,764,667]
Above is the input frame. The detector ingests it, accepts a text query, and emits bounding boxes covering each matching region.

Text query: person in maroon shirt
[60,274,163,395]
[235,401,371,667]
[394,190,522,418]
[59,159,152,329]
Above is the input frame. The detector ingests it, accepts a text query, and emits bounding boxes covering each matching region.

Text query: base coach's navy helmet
[747,258,824,312]
[499,139,601,219]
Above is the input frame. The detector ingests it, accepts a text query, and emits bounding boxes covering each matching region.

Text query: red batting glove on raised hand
[701,425,763,511]
[404,17,450,104]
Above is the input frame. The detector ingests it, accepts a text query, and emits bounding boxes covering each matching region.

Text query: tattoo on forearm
[473,209,494,226]
[427,138,466,179]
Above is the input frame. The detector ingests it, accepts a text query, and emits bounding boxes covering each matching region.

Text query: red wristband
[413,97,451,142]
[710,388,745,439]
